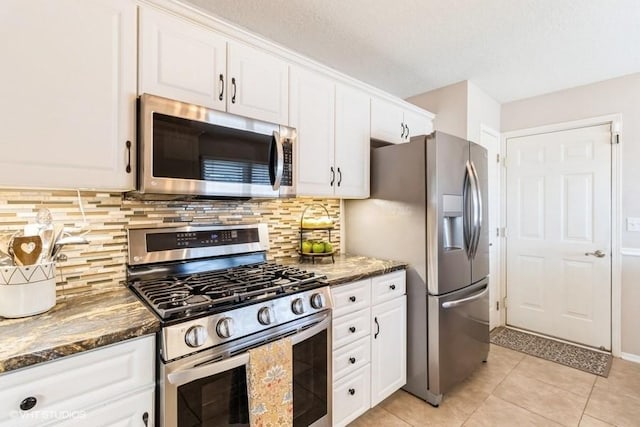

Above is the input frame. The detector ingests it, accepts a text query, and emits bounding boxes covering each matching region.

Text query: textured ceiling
[182,0,640,103]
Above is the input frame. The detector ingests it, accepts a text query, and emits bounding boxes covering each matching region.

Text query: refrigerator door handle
[441,285,488,309]
[463,161,473,258]
[470,160,483,258]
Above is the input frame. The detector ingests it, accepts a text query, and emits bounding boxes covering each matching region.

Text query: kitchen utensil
[11,236,43,266]
[50,235,89,260]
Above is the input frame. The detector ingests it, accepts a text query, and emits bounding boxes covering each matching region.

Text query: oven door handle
[167,314,331,387]
[167,352,249,387]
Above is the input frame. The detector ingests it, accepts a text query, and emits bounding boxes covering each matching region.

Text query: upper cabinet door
[227,42,289,125]
[290,67,335,196]
[0,0,136,191]
[139,6,227,110]
[335,85,370,199]
[403,109,433,140]
[370,97,404,144]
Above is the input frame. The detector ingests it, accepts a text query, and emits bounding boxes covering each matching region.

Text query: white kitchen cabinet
[227,41,289,125]
[371,97,433,144]
[330,270,406,426]
[139,6,227,110]
[371,296,407,406]
[290,67,335,196]
[291,67,370,198]
[0,0,136,191]
[334,84,370,198]
[55,387,154,427]
[0,335,155,427]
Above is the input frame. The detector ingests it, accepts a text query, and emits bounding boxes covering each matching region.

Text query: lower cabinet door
[371,296,407,406]
[332,364,371,427]
[53,387,154,427]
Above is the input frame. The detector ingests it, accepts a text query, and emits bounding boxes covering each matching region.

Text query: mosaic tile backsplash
[0,190,340,299]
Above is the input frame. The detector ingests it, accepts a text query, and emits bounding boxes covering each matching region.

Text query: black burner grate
[131,262,325,320]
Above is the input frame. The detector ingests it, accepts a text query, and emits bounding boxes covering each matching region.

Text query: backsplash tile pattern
[0,190,340,299]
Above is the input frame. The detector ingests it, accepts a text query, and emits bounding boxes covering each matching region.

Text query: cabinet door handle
[374,316,380,339]
[20,396,37,411]
[142,411,149,426]
[405,124,410,139]
[337,167,342,187]
[231,77,237,104]
[349,326,356,333]
[401,122,406,138]
[349,296,356,302]
[218,74,224,101]
[349,357,356,364]
[348,388,356,396]
[330,166,335,186]
[125,140,132,173]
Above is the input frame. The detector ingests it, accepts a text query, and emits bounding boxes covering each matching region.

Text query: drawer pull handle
[349,296,356,302]
[390,284,396,290]
[349,326,356,333]
[349,357,356,364]
[348,388,356,396]
[20,396,37,411]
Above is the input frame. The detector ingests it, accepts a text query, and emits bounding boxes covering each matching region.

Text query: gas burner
[130,261,326,321]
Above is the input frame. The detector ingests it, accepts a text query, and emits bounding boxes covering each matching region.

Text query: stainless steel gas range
[126,223,332,427]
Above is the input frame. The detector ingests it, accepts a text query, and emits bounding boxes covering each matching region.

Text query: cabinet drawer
[333,336,370,381]
[332,308,370,349]
[332,364,371,427]
[372,270,406,305]
[0,336,154,427]
[331,279,370,318]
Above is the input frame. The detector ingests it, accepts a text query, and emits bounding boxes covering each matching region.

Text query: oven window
[152,113,273,185]
[293,329,328,427]
[177,365,249,427]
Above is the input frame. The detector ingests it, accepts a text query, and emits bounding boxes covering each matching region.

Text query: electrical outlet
[627,217,640,232]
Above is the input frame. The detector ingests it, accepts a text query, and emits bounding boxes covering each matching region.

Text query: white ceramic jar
[0,262,56,318]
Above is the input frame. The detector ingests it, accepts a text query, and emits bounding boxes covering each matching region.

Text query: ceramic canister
[0,262,56,318]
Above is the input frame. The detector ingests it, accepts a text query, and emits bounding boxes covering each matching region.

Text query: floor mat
[490,327,612,377]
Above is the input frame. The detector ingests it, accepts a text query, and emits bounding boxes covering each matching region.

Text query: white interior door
[479,127,501,330]
[506,124,611,349]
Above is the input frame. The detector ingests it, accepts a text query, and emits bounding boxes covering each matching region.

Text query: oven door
[161,312,331,427]
[138,93,296,199]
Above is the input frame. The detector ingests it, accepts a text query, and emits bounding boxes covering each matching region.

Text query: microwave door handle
[271,131,284,191]
[167,352,249,387]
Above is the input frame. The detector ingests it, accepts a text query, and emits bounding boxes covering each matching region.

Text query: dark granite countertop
[283,254,407,286]
[0,286,159,374]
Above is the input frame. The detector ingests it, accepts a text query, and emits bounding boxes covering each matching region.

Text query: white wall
[501,72,640,357]
[467,81,501,142]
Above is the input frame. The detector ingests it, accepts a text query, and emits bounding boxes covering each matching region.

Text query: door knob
[585,250,606,258]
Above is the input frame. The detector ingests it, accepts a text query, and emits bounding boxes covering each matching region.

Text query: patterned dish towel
[246,338,293,427]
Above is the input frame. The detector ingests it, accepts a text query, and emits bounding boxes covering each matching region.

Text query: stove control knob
[216,317,234,339]
[291,298,305,315]
[258,307,274,326]
[185,325,207,348]
[310,293,325,309]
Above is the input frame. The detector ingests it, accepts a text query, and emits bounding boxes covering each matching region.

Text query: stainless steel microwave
[128,94,296,200]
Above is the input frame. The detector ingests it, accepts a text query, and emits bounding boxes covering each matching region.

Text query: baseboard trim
[621,352,640,364]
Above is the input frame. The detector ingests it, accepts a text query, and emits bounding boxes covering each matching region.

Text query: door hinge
[613,134,620,145]
[496,153,500,163]
[502,297,508,309]
[497,227,506,238]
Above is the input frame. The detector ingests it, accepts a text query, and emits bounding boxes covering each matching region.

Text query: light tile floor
[349,344,640,427]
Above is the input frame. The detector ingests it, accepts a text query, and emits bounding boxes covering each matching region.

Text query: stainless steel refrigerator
[345,131,490,406]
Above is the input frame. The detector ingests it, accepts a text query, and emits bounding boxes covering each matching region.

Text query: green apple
[312,241,325,253]
[324,242,333,253]
[301,240,312,253]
